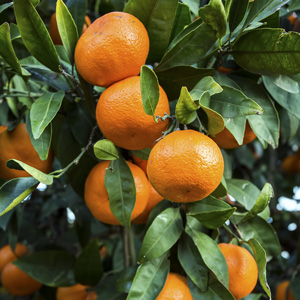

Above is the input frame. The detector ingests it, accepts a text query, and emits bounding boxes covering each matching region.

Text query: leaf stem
[123,226,136,268]
[222,224,242,242]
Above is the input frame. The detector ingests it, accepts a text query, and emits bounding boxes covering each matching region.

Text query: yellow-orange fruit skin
[275,281,296,300]
[0,243,28,273]
[0,123,54,180]
[131,154,148,174]
[56,284,97,300]
[96,76,170,150]
[156,273,193,300]
[1,262,42,296]
[218,243,258,300]
[0,126,7,134]
[211,122,256,149]
[84,160,150,225]
[49,12,91,45]
[147,130,224,203]
[74,12,149,87]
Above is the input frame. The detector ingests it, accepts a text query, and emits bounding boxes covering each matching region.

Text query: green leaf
[178,233,208,291]
[30,0,39,6]
[30,91,64,139]
[124,0,178,63]
[289,0,300,11]
[238,216,281,258]
[131,148,151,160]
[264,75,300,94]
[104,158,136,227]
[155,19,217,72]
[280,110,299,143]
[186,216,229,288]
[6,160,53,185]
[262,75,300,119]
[190,76,223,99]
[14,251,76,287]
[56,0,79,64]
[127,253,170,300]
[140,65,160,121]
[175,87,201,124]
[232,29,300,76]
[228,0,249,33]
[138,207,183,263]
[290,273,300,300]
[199,0,227,40]
[11,75,32,108]
[13,0,61,72]
[181,0,199,16]
[0,2,13,13]
[232,76,279,149]
[157,66,215,101]
[211,177,227,198]
[246,239,271,298]
[186,196,236,229]
[66,0,87,35]
[0,178,38,216]
[26,113,52,161]
[74,238,103,286]
[0,23,29,76]
[93,140,119,161]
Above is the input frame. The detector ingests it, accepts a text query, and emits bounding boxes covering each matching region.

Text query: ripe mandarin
[56,284,97,300]
[282,150,300,174]
[211,121,256,149]
[218,243,258,300]
[131,153,148,174]
[74,12,149,87]
[147,130,224,203]
[49,12,91,45]
[96,76,170,150]
[275,281,296,300]
[84,160,150,225]
[0,123,54,180]
[156,273,193,300]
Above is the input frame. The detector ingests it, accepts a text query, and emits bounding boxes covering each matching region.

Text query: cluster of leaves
[1,0,300,299]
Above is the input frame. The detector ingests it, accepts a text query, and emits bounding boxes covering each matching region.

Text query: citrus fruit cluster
[0,243,42,296]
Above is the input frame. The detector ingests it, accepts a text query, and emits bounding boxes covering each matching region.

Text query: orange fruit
[0,123,54,180]
[218,66,232,74]
[1,261,42,296]
[84,160,150,225]
[211,121,256,149]
[218,243,258,300]
[147,130,224,203]
[74,12,149,87]
[96,76,170,150]
[0,125,7,134]
[132,183,164,224]
[131,154,148,174]
[156,273,193,300]
[275,281,296,300]
[282,151,300,174]
[57,284,97,300]
[0,243,28,273]
[49,12,91,45]
[288,13,297,25]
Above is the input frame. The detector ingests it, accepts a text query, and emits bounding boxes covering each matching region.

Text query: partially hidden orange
[275,281,296,300]
[131,154,148,174]
[218,243,258,300]
[1,261,42,296]
[156,273,193,300]
[74,12,149,87]
[56,284,97,300]
[96,76,170,150]
[211,121,256,149]
[0,123,54,180]
[49,12,91,45]
[282,149,300,174]
[147,130,224,203]
[0,125,7,134]
[84,160,150,225]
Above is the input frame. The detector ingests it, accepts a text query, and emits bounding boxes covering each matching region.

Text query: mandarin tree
[0,0,300,300]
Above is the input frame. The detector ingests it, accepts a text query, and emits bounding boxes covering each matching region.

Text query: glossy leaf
[14,251,76,287]
[0,2,13,13]
[74,238,103,286]
[30,91,64,139]
[233,29,300,76]
[105,158,136,227]
[211,177,227,198]
[124,0,178,62]
[228,0,249,33]
[189,76,223,99]
[138,207,183,263]
[94,140,119,161]
[131,148,151,160]
[178,234,208,291]
[13,0,61,72]
[170,3,191,42]
[0,177,38,216]
[199,0,227,40]
[6,160,53,185]
[238,216,281,258]
[155,20,217,72]
[186,196,236,229]
[140,65,160,121]
[181,0,199,16]
[246,239,271,298]
[186,217,229,288]
[66,0,87,36]
[56,0,79,64]
[127,253,170,300]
